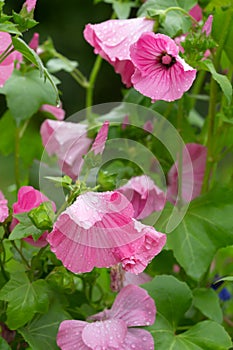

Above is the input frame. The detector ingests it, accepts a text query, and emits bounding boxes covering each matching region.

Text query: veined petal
[57,320,89,350]
[108,284,155,327]
[122,328,154,350]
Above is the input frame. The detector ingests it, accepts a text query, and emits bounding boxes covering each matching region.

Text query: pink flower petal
[123,271,152,287]
[11,186,56,247]
[189,4,203,22]
[0,191,9,223]
[29,33,39,51]
[91,121,109,155]
[202,15,213,37]
[122,328,154,350]
[84,17,154,86]
[40,119,92,180]
[108,284,156,327]
[118,175,166,219]
[40,104,65,121]
[167,143,207,203]
[57,320,89,350]
[114,223,167,274]
[82,319,127,349]
[130,33,196,102]
[0,32,15,87]
[47,191,166,274]
[24,0,37,12]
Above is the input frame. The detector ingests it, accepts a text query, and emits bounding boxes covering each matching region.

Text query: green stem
[177,99,184,208]
[11,241,30,269]
[189,70,207,110]
[0,44,14,63]
[202,9,232,193]
[14,127,20,191]
[0,240,8,281]
[164,7,199,25]
[85,55,103,124]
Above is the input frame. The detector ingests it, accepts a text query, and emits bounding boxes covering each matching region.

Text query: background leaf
[0,272,49,329]
[0,70,57,125]
[157,188,233,280]
[193,288,223,323]
[19,299,70,350]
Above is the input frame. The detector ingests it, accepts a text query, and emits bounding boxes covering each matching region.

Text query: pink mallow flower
[90,121,109,155]
[130,33,197,102]
[0,191,9,223]
[11,186,56,247]
[40,120,92,180]
[0,32,15,88]
[47,191,166,274]
[23,0,37,12]
[118,175,165,220]
[84,17,154,87]
[189,4,203,22]
[57,284,155,350]
[167,143,207,204]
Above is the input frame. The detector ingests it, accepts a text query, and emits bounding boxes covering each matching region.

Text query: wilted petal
[130,33,196,102]
[108,284,155,327]
[57,320,89,350]
[123,271,152,287]
[0,191,9,223]
[167,143,207,203]
[40,119,92,180]
[118,175,165,219]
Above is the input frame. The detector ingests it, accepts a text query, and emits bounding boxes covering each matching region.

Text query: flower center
[160,53,176,67]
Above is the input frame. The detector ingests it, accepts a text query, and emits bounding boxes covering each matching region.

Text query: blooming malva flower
[40,120,92,180]
[118,175,165,220]
[57,284,155,350]
[84,17,154,86]
[130,33,197,102]
[11,186,56,247]
[0,191,9,223]
[47,191,166,274]
[167,143,207,204]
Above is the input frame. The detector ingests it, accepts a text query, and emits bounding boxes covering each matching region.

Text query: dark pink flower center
[160,53,176,68]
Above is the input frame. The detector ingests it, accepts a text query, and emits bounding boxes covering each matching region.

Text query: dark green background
[2,0,124,116]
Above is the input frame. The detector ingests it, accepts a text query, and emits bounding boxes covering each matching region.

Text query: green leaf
[156,188,233,280]
[112,2,133,19]
[193,288,223,323]
[179,321,232,349]
[0,272,49,329]
[46,57,78,73]
[214,276,233,283]
[0,69,58,125]
[12,37,59,102]
[143,275,193,329]
[9,212,44,241]
[138,0,196,37]
[143,276,232,350]
[0,22,21,34]
[201,60,232,104]
[19,299,69,350]
[0,337,11,350]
